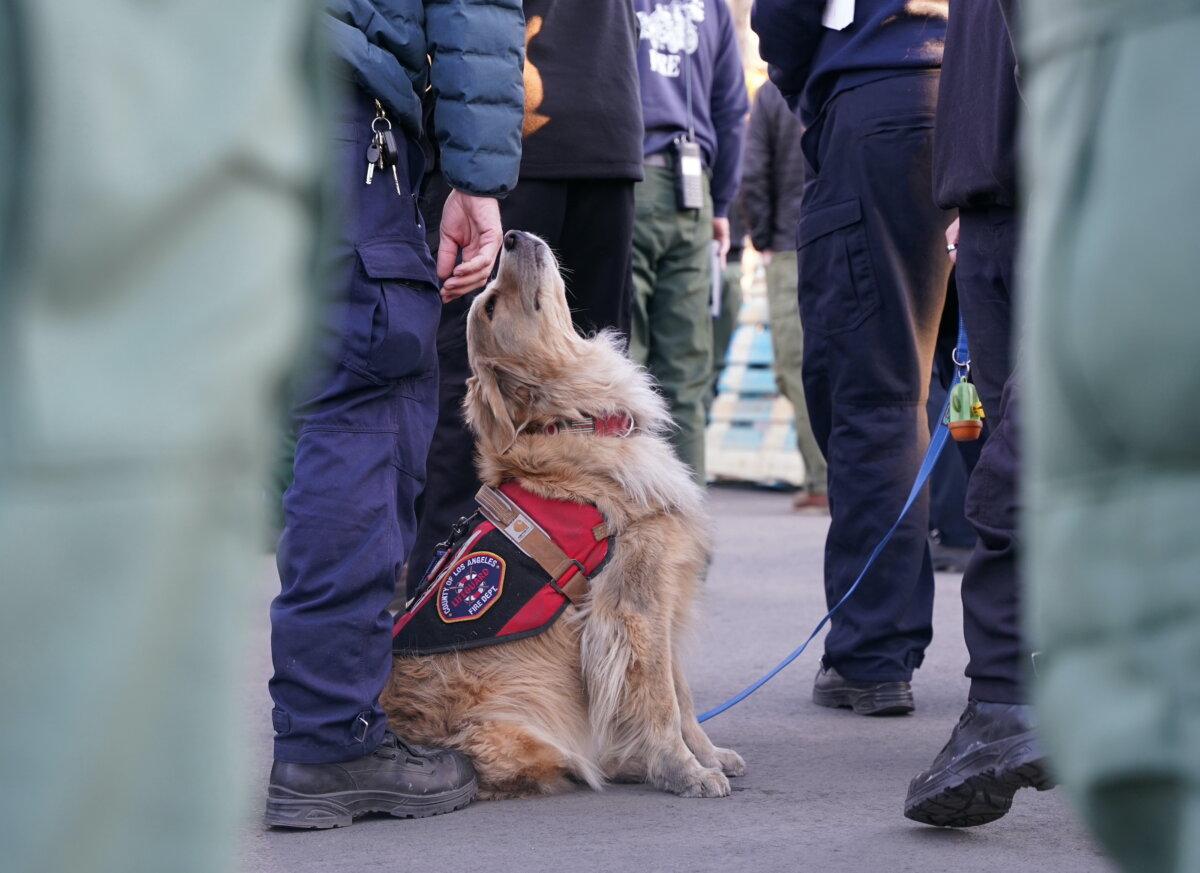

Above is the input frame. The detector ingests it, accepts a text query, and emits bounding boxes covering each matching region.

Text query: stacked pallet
[705,258,804,487]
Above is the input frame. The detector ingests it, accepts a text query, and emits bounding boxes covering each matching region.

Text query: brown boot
[792,491,829,513]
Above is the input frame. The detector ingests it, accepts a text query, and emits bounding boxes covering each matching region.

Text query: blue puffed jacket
[323,0,525,197]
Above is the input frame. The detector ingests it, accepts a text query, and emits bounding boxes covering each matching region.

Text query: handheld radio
[672,50,704,210]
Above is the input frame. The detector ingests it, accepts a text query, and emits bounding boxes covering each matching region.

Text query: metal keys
[366,100,403,196]
[365,137,382,185]
[380,128,402,195]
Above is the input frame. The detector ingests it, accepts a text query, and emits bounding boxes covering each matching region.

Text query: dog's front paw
[673,766,731,798]
[713,747,745,778]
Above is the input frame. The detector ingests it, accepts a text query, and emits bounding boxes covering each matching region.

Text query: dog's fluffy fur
[382,232,743,799]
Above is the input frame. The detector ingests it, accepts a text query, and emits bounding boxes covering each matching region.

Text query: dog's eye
[484,296,497,320]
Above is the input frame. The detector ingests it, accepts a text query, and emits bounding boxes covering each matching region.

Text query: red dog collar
[539,413,635,438]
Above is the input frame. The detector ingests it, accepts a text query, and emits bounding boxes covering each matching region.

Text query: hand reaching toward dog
[438,190,503,301]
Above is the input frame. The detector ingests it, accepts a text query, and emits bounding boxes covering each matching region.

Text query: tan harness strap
[476,485,590,604]
[557,572,589,603]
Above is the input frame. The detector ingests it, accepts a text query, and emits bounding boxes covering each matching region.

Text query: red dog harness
[392,481,614,656]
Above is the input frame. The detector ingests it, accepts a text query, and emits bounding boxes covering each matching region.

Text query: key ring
[952,348,971,378]
[372,98,392,133]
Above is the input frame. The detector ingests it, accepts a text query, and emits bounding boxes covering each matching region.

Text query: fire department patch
[437,551,505,623]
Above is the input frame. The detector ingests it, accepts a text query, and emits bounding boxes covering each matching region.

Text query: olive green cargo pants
[0,4,316,872]
[764,250,827,495]
[630,166,714,483]
[711,256,744,399]
[1022,3,1200,871]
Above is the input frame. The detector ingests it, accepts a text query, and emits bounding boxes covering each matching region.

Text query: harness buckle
[550,560,590,605]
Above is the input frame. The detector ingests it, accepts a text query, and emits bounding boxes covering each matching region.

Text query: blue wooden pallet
[724,324,774,367]
[717,364,778,397]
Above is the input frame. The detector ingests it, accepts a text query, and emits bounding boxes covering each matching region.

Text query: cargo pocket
[795,197,879,336]
[343,237,441,384]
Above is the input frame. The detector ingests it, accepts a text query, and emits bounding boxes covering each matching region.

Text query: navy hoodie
[752,0,947,127]
[932,0,1020,209]
[635,0,749,216]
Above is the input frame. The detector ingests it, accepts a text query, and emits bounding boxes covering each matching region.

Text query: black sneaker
[904,701,1056,827]
[265,732,478,829]
[812,664,914,716]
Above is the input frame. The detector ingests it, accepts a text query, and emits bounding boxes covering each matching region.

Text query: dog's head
[464,231,698,516]
[467,229,578,364]
[465,231,583,451]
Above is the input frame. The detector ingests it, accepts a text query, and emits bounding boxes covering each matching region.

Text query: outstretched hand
[437,190,503,302]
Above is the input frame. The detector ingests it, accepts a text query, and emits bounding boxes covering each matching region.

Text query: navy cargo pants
[270,89,441,763]
[797,72,952,682]
[956,206,1021,703]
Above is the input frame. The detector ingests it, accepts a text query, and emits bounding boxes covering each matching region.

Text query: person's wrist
[449,187,502,204]
[455,190,499,214]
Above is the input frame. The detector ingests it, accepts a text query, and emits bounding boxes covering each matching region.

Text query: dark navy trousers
[270,90,441,764]
[797,72,952,682]
[956,206,1022,704]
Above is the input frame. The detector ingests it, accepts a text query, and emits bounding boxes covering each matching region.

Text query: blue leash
[697,318,970,724]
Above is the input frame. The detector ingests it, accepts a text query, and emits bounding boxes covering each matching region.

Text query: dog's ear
[465,368,517,452]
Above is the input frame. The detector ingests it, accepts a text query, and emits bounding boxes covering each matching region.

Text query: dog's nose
[504,231,520,251]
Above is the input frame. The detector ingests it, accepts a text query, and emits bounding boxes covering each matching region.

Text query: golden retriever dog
[381,230,744,799]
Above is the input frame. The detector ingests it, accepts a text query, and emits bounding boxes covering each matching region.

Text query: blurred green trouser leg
[0,4,316,873]
[629,165,714,484]
[1022,4,1200,871]
[764,251,826,494]
[709,256,743,411]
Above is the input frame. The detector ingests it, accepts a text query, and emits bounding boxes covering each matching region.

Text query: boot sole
[264,778,478,829]
[813,682,914,716]
[904,730,1056,827]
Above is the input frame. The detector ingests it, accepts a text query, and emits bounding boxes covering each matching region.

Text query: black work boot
[904,701,1056,827]
[812,664,914,716]
[265,732,478,829]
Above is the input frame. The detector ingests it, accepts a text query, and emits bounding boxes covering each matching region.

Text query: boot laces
[378,731,423,760]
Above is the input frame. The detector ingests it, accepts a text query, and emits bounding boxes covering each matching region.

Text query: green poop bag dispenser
[948,377,985,442]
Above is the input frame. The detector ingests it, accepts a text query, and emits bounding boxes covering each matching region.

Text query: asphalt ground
[238,486,1113,873]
